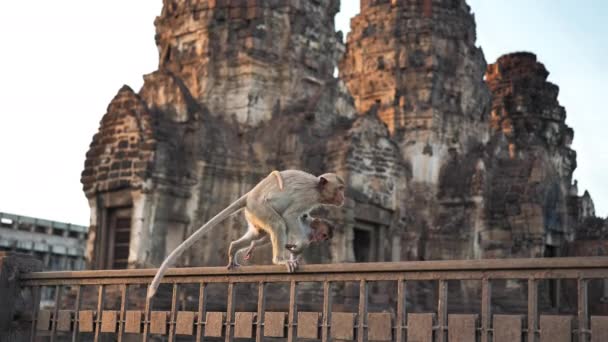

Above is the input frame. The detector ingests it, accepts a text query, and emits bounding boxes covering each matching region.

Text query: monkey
[226,172,342,270]
[147,170,345,299]
[239,213,334,264]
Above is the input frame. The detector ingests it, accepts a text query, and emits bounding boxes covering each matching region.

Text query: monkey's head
[318,173,345,207]
[304,214,334,243]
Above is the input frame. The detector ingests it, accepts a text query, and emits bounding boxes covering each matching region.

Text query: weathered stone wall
[154,0,343,127]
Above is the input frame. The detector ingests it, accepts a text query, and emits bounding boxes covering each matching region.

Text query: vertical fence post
[396,278,406,342]
[72,285,82,342]
[168,283,179,342]
[117,284,127,342]
[255,282,265,342]
[287,281,298,342]
[93,285,104,342]
[143,285,152,342]
[481,278,491,342]
[437,280,448,342]
[225,282,235,342]
[50,285,62,342]
[321,281,332,342]
[357,280,368,342]
[528,278,538,342]
[578,279,589,342]
[196,282,207,342]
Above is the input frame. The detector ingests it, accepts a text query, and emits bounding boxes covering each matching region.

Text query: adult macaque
[147,170,345,299]
[238,213,335,266]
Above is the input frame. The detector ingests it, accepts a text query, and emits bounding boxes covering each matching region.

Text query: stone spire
[485,52,575,178]
[152,0,343,127]
[340,0,492,263]
[340,0,491,184]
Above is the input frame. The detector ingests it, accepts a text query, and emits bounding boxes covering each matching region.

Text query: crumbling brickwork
[81,86,156,196]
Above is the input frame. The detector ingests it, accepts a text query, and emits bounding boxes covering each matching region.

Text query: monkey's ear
[319,176,328,187]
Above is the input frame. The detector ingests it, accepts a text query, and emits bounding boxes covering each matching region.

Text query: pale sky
[0,1,605,226]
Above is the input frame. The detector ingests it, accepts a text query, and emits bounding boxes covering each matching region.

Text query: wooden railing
[12,257,608,341]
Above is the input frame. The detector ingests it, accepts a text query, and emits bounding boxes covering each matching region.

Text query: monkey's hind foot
[227,261,241,270]
[244,248,254,261]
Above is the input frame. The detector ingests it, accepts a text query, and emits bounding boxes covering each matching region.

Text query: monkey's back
[247,170,320,216]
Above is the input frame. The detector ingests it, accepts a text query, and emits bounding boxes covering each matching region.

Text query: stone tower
[483,52,586,258]
[340,0,492,260]
[152,0,343,127]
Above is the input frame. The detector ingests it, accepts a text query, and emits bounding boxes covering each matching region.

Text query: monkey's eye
[303,213,309,218]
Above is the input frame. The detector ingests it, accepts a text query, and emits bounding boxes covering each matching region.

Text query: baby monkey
[238,213,334,268]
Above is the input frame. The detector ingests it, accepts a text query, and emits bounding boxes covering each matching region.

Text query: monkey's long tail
[147,194,248,299]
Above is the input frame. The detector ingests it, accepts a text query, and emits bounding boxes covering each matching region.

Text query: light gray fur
[147,170,339,299]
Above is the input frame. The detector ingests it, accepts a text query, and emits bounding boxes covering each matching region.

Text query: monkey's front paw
[285,259,300,273]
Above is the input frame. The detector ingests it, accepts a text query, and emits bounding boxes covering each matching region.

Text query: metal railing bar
[21,268,608,286]
[21,257,608,280]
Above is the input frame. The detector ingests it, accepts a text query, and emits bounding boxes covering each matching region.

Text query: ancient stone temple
[82,0,604,280]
